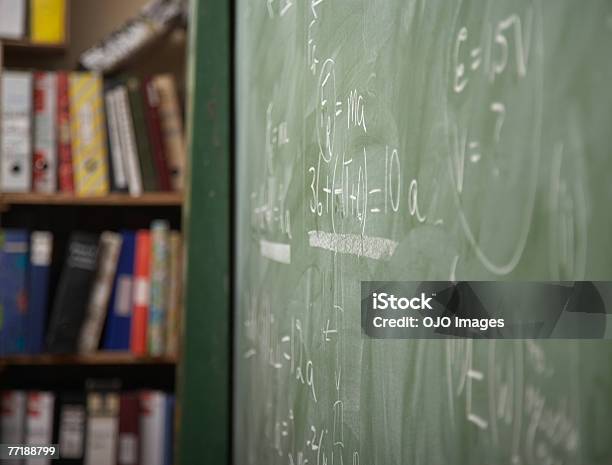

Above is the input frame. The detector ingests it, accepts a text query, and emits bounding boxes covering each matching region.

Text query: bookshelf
[0,1,188,462]
[1,39,67,53]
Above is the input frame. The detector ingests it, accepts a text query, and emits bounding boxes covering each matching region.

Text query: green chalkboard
[235,1,612,464]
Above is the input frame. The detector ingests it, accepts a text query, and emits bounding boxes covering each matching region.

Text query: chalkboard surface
[235,1,612,464]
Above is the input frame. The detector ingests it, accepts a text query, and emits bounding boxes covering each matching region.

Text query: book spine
[163,395,175,465]
[118,393,140,465]
[154,75,185,191]
[84,392,120,465]
[0,0,26,39]
[0,229,29,355]
[1,390,27,465]
[131,231,151,355]
[139,392,166,465]
[46,233,99,353]
[103,231,136,351]
[143,78,171,191]
[78,232,123,353]
[115,87,143,197]
[30,0,66,44]
[69,73,110,197]
[54,393,86,462]
[105,86,128,191]
[127,78,158,192]
[1,71,33,193]
[25,392,55,465]
[149,221,169,355]
[26,231,53,354]
[57,72,75,193]
[165,232,182,356]
[33,72,58,193]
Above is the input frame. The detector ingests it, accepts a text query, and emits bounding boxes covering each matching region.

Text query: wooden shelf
[1,39,67,53]
[0,192,184,207]
[0,352,177,366]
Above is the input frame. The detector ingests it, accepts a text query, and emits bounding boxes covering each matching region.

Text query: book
[139,391,167,465]
[79,0,186,73]
[105,84,128,192]
[54,392,86,464]
[33,72,58,193]
[163,395,175,465]
[127,77,158,192]
[1,71,33,193]
[26,231,53,354]
[57,72,75,193]
[118,393,140,465]
[103,231,136,351]
[47,233,99,353]
[143,77,171,191]
[115,86,143,197]
[84,392,120,465]
[1,391,26,465]
[165,232,182,356]
[30,0,66,44]
[0,0,26,39]
[69,73,110,197]
[79,232,123,353]
[149,220,169,355]
[25,392,55,465]
[153,74,185,191]
[0,229,29,355]
[130,230,151,355]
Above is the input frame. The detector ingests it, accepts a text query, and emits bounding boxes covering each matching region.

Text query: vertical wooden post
[177,0,232,464]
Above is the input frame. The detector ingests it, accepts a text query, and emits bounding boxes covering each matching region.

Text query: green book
[127,77,158,191]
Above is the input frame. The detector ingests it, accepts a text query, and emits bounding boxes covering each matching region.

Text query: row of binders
[0,0,66,44]
[1,389,174,465]
[0,222,183,357]
[0,71,186,196]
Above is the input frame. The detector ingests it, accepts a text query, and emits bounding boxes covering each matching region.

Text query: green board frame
[178,0,232,464]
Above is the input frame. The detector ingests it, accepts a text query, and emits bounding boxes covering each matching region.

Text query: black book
[53,392,87,465]
[46,233,100,353]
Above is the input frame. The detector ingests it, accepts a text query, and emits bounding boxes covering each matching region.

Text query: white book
[0,0,26,39]
[105,88,128,190]
[1,71,33,192]
[84,393,119,465]
[33,72,58,193]
[78,231,123,353]
[1,391,26,465]
[114,86,143,196]
[140,391,166,465]
[25,392,55,465]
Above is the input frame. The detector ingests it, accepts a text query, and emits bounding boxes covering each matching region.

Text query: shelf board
[1,38,67,53]
[0,192,184,207]
[0,352,177,366]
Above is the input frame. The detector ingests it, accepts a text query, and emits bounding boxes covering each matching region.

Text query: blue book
[26,232,53,354]
[164,394,175,465]
[0,229,29,355]
[102,231,136,350]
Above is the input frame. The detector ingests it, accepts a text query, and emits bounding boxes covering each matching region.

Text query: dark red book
[57,72,74,193]
[142,78,171,191]
[118,393,140,465]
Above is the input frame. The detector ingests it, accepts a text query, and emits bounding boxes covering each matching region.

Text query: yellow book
[69,73,109,196]
[30,0,66,44]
